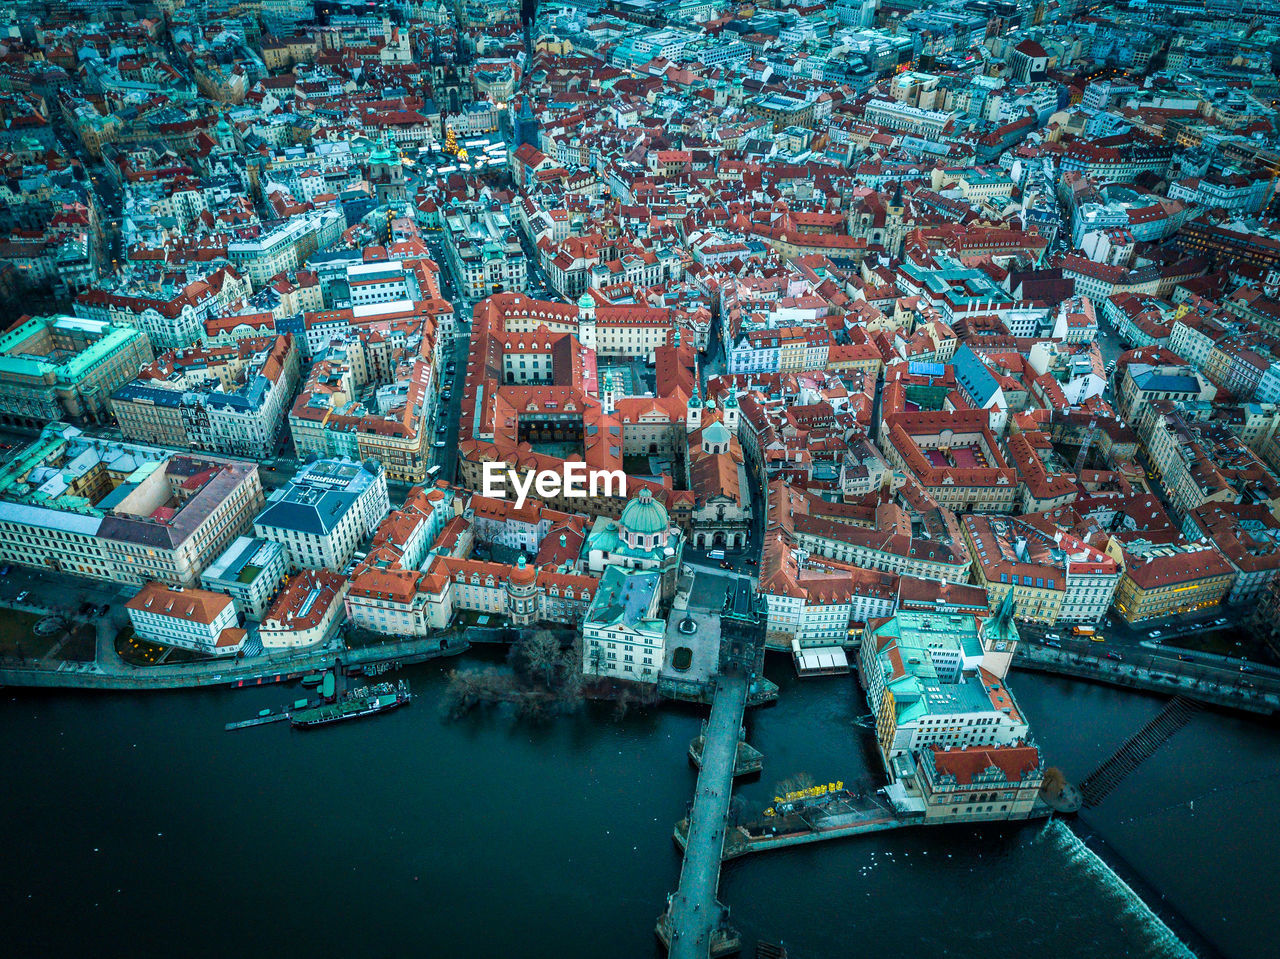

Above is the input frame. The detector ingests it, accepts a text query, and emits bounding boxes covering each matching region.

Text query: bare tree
[774,772,816,797]
[518,629,563,688]
[558,632,585,709]
[442,665,515,718]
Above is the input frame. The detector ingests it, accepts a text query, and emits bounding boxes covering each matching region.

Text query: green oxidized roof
[578,291,595,310]
[701,421,731,447]
[618,487,668,536]
[369,134,397,165]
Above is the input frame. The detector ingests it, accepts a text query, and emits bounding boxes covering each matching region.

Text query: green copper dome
[370,133,397,165]
[578,291,595,310]
[619,487,668,536]
[689,384,702,408]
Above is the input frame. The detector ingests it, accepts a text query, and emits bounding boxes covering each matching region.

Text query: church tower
[722,389,739,432]
[687,383,703,432]
[981,588,1020,680]
[215,113,235,152]
[888,179,904,219]
[369,133,407,205]
[576,291,597,350]
[886,179,906,257]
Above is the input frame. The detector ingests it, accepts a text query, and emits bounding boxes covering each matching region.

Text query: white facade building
[253,458,390,571]
[581,565,666,684]
[125,582,245,656]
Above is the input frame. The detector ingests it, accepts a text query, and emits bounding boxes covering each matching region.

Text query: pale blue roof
[952,344,1001,407]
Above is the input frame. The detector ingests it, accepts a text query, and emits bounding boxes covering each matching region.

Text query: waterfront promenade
[0,598,467,691]
[660,670,749,958]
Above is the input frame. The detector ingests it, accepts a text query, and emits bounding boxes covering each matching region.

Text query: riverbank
[1013,644,1279,714]
[0,633,467,690]
[1,654,1274,958]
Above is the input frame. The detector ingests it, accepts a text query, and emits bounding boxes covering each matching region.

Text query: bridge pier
[655,897,741,956]
[688,723,763,777]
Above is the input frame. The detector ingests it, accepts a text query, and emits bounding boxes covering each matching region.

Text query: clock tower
[981,589,1019,680]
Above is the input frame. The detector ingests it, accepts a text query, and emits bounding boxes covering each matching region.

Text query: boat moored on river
[290,681,411,728]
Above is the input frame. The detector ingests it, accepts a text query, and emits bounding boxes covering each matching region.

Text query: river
[1,657,1275,959]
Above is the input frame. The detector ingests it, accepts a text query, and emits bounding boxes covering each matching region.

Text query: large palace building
[455,292,752,540]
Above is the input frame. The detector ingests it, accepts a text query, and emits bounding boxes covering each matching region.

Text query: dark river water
[2,656,1275,959]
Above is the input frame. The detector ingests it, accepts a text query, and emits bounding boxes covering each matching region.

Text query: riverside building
[0,424,263,587]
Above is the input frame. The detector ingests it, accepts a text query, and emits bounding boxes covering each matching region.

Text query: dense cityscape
[1,0,1279,956]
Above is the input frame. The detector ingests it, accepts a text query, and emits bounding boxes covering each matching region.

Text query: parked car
[1149,629,1163,638]
[433,440,446,448]
[15,590,29,602]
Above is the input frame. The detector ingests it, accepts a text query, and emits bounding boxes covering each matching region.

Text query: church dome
[619,487,668,537]
[577,291,595,310]
[369,134,397,165]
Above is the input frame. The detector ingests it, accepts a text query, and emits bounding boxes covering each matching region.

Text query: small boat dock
[224,711,291,731]
[224,667,341,731]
